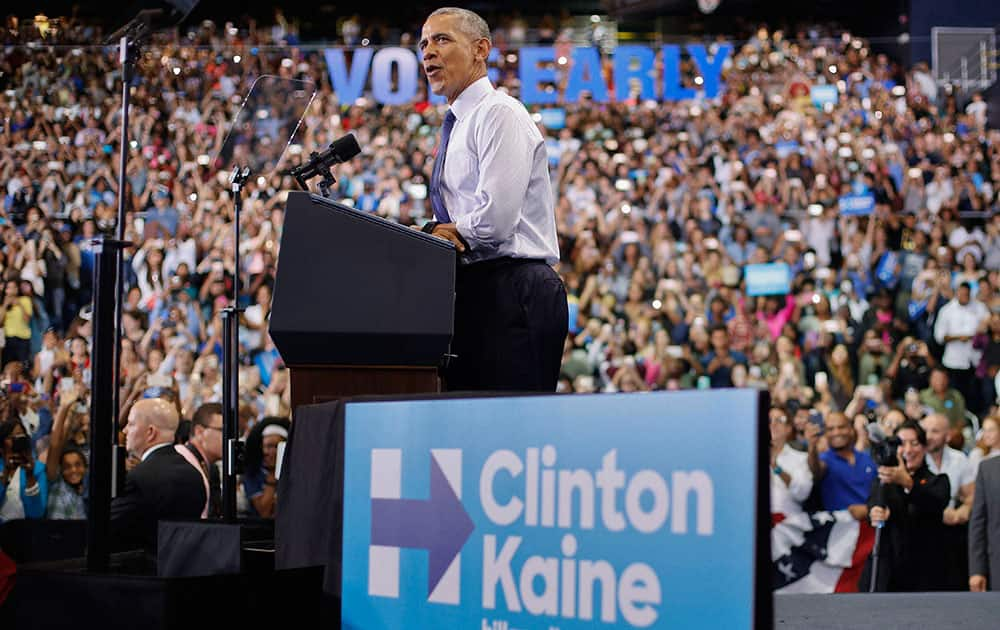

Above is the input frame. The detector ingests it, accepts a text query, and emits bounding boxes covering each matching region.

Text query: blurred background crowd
[0,8,998,590]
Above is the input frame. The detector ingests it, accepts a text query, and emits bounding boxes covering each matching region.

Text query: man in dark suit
[970,456,1000,591]
[111,398,206,551]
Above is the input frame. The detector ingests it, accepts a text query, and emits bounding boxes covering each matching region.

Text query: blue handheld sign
[838,194,876,216]
[744,263,791,297]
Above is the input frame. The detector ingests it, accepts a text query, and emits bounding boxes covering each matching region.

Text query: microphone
[284,134,361,195]
[321,134,362,165]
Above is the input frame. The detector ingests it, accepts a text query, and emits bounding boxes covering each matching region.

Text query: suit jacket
[110,444,207,551]
[969,456,1000,588]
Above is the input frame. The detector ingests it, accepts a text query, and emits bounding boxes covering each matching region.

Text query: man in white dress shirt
[419,8,567,391]
[921,413,976,590]
[934,282,989,412]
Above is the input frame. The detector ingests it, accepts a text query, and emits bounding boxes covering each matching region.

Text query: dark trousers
[947,367,979,415]
[444,258,567,392]
[1,337,31,370]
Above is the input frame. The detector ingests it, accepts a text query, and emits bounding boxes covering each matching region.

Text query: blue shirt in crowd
[819,448,877,510]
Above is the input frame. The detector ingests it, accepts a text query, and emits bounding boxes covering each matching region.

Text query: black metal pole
[110,35,139,499]
[221,307,237,521]
[868,481,886,592]
[221,168,249,521]
[86,238,127,572]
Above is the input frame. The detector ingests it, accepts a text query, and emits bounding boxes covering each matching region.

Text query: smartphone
[666,346,684,359]
[409,183,427,200]
[11,435,31,455]
[142,386,167,399]
[59,377,75,394]
[8,382,25,394]
[275,441,287,480]
[808,410,825,434]
[147,373,173,389]
[815,371,828,389]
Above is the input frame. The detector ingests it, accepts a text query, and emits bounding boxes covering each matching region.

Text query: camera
[868,422,900,467]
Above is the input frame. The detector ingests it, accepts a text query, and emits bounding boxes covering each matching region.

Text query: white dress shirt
[926,446,975,509]
[440,76,559,265]
[141,442,173,463]
[934,298,989,369]
[771,444,814,517]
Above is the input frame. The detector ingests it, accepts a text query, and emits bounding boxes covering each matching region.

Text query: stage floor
[775,592,1000,629]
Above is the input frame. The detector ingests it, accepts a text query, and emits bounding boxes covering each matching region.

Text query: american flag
[772,509,876,593]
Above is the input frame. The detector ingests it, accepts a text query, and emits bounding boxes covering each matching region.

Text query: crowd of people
[0,12,999,591]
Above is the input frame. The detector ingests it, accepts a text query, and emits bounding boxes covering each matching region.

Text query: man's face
[61,452,86,486]
[198,413,224,462]
[897,428,926,472]
[124,410,151,458]
[930,370,948,393]
[921,416,948,453]
[420,14,487,102]
[824,414,853,450]
[710,329,728,352]
[957,286,971,305]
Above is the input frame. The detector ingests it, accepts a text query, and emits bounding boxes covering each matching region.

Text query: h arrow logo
[368,449,474,604]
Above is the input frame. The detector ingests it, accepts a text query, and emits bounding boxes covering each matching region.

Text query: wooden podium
[269,193,456,410]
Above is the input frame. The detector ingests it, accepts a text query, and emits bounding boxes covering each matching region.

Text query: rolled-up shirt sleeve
[779,449,814,503]
[454,103,533,250]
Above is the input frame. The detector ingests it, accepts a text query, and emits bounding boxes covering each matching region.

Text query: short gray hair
[428,7,491,43]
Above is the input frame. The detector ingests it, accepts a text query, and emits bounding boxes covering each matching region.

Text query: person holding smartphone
[805,411,876,518]
[0,280,33,368]
[0,420,48,522]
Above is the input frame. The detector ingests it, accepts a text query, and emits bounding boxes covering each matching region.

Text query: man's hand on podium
[427,223,467,253]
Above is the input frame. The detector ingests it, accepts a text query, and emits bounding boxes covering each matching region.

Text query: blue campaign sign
[744,262,791,297]
[341,391,769,630]
[875,251,901,290]
[539,107,567,130]
[838,193,876,216]
[810,85,838,109]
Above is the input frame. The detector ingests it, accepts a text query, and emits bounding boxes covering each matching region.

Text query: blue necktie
[429,110,456,223]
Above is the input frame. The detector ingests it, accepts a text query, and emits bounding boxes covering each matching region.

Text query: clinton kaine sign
[325,44,732,106]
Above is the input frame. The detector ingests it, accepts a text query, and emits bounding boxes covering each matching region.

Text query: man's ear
[475,38,490,63]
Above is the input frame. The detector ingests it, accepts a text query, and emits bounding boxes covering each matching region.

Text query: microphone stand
[221,166,250,521]
[87,17,149,574]
[868,481,886,593]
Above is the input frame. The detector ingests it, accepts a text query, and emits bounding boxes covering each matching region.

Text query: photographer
[886,336,934,401]
[0,420,48,522]
[862,420,951,591]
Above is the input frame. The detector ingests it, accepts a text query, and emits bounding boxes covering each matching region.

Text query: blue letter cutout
[662,45,696,101]
[565,47,608,103]
[613,45,656,101]
[371,47,418,105]
[324,48,373,105]
[487,47,500,85]
[519,46,558,105]
[687,43,732,99]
